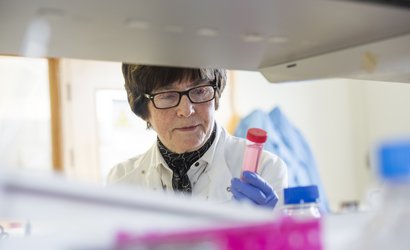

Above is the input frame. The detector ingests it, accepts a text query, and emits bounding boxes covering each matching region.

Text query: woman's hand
[230,171,278,209]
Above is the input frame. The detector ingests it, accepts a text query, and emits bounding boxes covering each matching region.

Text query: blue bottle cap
[284,185,319,205]
[378,139,410,181]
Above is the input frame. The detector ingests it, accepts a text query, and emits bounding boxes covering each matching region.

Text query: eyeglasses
[144,81,217,109]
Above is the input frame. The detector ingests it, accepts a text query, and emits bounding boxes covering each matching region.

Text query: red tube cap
[246,128,267,143]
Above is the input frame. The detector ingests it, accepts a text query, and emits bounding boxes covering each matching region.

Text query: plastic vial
[355,139,410,250]
[283,185,321,219]
[241,128,268,174]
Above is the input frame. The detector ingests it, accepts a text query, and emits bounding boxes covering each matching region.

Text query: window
[0,56,52,172]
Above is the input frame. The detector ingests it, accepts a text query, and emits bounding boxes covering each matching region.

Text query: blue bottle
[283,185,321,219]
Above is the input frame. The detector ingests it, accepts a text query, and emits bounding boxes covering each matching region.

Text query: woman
[107,64,287,209]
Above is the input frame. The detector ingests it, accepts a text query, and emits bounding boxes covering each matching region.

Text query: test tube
[241,128,267,174]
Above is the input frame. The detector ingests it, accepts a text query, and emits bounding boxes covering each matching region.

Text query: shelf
[0,0,409,83]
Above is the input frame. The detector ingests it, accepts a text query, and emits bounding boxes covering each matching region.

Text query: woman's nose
[176,95,194,117]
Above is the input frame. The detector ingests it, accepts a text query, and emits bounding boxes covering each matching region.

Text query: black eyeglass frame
[144,82,217,109]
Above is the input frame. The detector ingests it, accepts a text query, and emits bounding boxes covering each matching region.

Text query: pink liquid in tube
[242,128,267,174]
[242,143,264,172]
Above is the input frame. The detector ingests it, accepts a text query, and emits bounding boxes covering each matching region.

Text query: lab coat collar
[152,122,222,171]
[203,125,234,203]
[142,123,233,203]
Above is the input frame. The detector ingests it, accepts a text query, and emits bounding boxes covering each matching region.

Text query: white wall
[365,81,410,142]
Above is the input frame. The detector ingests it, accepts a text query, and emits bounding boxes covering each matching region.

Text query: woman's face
[147,79,216,153]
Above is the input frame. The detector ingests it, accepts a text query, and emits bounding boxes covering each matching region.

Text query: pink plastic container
[242,128,267,174]
[115,216,322,250]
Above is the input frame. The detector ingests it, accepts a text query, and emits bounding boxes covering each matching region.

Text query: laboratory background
[2,57,410,211]
[1,0,410,249]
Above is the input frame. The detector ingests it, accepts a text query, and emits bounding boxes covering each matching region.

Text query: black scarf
[158,124,217,193]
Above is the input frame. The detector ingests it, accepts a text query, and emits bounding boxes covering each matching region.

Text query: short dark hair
[122,64,227,120]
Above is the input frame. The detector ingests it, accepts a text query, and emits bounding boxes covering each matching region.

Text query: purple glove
[231,171,278,209]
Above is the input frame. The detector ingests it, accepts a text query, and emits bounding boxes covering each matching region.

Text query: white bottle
[283,185,321,219]
[356,139,410,250]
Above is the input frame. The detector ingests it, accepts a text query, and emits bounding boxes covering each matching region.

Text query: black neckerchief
[157,123,217,193]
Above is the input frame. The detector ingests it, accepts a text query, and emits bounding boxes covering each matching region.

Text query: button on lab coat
[107,123,288,207]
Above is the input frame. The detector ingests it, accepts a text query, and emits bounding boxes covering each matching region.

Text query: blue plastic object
[284,185,319,205]
[378,139,410,181]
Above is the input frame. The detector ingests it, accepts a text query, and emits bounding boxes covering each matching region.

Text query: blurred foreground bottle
[283,185,321,219]
[356,139,410,250]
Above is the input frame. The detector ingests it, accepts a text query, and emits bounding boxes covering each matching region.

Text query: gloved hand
[230,171,278,209]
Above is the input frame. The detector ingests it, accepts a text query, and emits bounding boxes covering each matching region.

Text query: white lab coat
[107,123,288,207]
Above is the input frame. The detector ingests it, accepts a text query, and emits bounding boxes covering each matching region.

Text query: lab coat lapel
[202,126,234,203]
[205,160,233,203]
[142,144,172,191]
